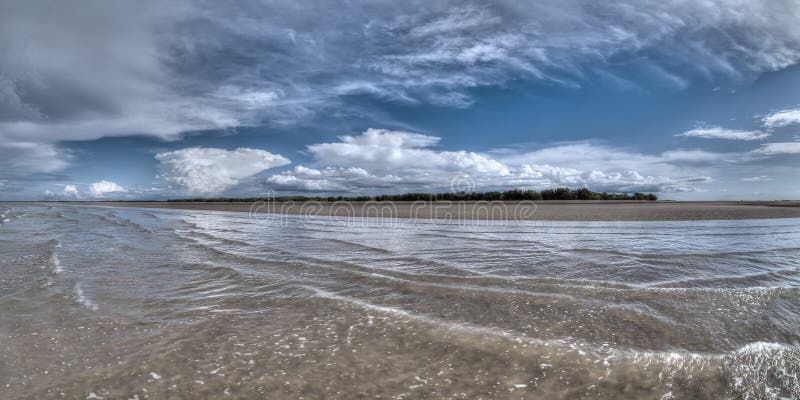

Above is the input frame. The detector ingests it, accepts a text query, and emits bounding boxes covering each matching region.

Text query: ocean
[1,203,798,399]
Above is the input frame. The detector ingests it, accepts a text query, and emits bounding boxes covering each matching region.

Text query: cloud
[267,166,403,192]
[754,142,800,154]
[176,0,800,119]
[156,147,291,194]
[660,149,745,163]
[0,0,238,178]
[63,185,79,197]
[0,142,69,179]
[3,1,800,191]
[741,176,771,182]
[89,180,126,197]
[762,108,800,129]
[267,129,715,194]
[676,127,769,140]
[307,128,509,176]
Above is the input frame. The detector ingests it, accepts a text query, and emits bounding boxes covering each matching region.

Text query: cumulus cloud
[267,166,404,192]
[63,185,79,197]
[308,129,509,176]
[266,129,716,194]
[676,127,770,141]
[156,147,291,194]
[754,142,800,154]
[89,180,126,197]
[762,108,800,129]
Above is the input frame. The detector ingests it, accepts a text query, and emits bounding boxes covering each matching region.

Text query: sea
[0,203,798,399]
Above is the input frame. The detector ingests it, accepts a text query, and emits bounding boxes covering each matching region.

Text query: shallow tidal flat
[0,203,799,399]
[84,200,800,221]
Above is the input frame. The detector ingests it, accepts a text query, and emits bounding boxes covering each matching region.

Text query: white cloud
[267,129,715,194]
[676,127,769,141]
[89,180,126,197]
[63,185,79,197]
[754,142,800,155]
[660,149,744,163]
[267,166,403,192]
[762,108,800,129]
[0,142,69,178]
[741,176,771,182]
[308,128,510,176]
[156,147,291,194]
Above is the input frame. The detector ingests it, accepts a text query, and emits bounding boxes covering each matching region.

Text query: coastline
[64,200,800,221]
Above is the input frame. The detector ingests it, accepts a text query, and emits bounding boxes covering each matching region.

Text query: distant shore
[68,200,800,221]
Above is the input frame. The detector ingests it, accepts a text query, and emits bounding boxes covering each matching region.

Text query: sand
[73,200,800,221]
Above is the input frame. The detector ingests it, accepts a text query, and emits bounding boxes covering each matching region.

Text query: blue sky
[1,1,799,200]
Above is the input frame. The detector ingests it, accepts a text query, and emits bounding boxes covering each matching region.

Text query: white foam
[302,285,592,352]
[51,240,63,273]
[74,284,99,311]
[52,253,63,273]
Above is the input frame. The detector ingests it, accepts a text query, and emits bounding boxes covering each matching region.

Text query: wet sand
[76,200,800,221]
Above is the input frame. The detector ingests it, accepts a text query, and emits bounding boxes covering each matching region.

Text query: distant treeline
[168,188,657,202]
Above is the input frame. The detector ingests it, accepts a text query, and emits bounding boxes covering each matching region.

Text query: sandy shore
[71,200,800,221]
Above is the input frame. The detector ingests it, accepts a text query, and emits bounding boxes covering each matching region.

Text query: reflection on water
[0,204,798,399]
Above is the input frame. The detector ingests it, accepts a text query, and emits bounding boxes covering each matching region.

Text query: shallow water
[0,204,798,399]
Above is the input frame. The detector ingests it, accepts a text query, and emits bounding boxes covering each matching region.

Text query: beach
[81,200,800,221]
[1,203,799,399]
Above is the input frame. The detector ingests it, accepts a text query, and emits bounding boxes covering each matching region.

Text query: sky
[1,0,799,201]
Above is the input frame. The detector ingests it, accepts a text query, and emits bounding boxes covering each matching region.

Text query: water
[0,203,798,399]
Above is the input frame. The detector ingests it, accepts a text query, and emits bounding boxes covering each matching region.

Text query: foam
[74,283,99,311]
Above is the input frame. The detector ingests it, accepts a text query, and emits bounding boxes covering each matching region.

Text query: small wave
[293,236,394,254]
[570,246,800,259]
[93,213,153,233]
[51,250,63,273]
[308,285,799,398]
[177,229,253,247]
[650,269,800,289]
[43,239,64,273]
[620,342,800,399]
[74,283,98,311]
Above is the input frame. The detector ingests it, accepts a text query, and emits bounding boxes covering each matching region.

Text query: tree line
[168,188,657,202]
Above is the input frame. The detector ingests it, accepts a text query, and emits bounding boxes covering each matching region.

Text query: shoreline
[52,200,800,221]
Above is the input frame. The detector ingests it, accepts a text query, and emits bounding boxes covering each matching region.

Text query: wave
[74,283,98,311]
[305,284,799,398]
[650,268,800,288]
[570,246,800,259]
[290,235,394,254]
[93,213,153,233]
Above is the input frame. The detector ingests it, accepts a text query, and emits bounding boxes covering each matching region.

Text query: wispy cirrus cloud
[676,127,770,141]
[754,142,800,154]
[741,176,772,182]
[762,108,800,129]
